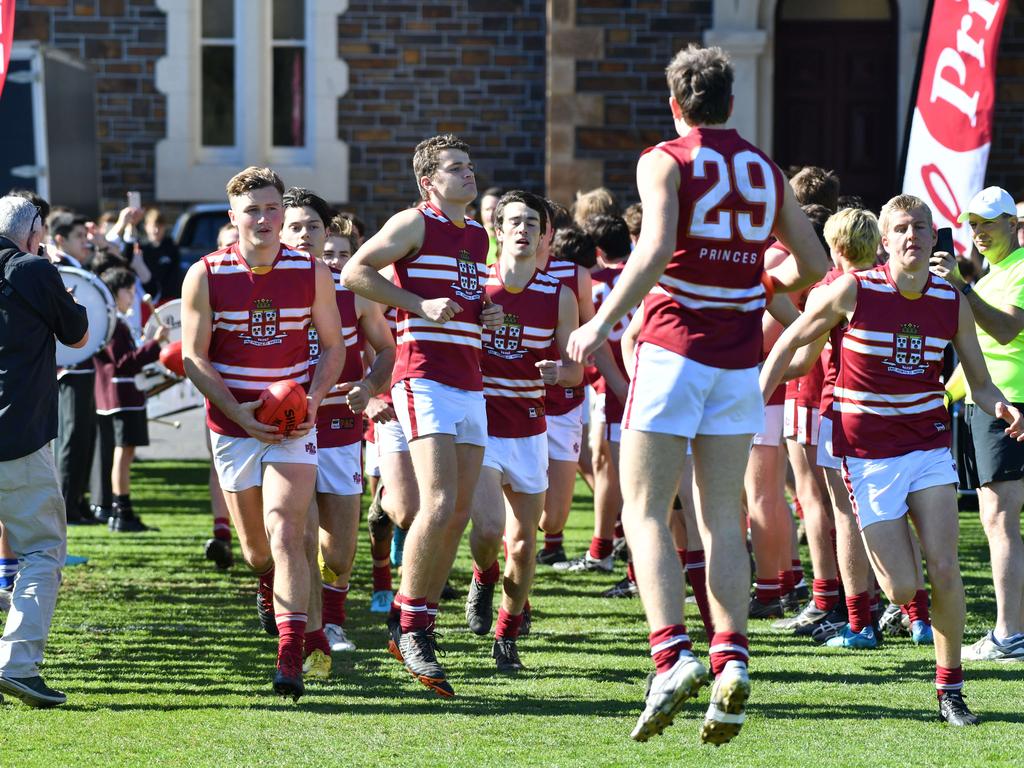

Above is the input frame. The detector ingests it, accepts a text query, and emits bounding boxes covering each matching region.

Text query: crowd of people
[1,43,1023,746]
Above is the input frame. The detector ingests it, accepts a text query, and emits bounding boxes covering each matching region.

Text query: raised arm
[767,182,830,293]
[952,298,1024,439]
[760,274,856,400]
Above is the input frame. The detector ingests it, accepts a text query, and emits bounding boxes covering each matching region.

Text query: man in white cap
[931,185,1024,661]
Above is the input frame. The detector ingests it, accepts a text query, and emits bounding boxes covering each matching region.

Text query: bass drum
[143,298,182,344]
[56,267,117,367]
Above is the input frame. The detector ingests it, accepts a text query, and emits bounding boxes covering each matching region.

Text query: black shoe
[386,613,403,661]
[748,595,784,619]
[67,514,99,526]
[939,690,980,726]
[399,629,453,697]
[440,581,458,601]
[601,576,639,598]
[272,666,304,702]
[0,675,66,707]
[782,590,801,613]
[91,505,112,523]
[492,637,524,673]
[465,577,495,636]
[536,546,567,566]
[256,590,279,636]
[519,606,532,638]
[108,513,151,533]
[204,537,233,570]
[797,601,847,638]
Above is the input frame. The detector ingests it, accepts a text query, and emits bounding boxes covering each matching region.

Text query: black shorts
[107,410,149,448]
[960,403,1024,488]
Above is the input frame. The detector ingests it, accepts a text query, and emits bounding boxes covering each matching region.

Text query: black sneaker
[91,504,112,523]
[440,581,459,601]
[272,665,304,702]
[601,576,639,598]
[939,690,980,726]
[536,546,567,566]
[256,590,279,636]
[519,606,532,638]
[492,637,524,673]
[204,537,233,570]
[748,595,784,619]
[782,590,801,613]
[67,512,99,526]
[465,577,495,636]
[399,630,454,697]
[0,675,66,707]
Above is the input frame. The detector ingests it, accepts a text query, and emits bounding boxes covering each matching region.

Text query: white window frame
[155,0,349,202]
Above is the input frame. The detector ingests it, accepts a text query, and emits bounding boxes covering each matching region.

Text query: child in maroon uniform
[93,267,168,532]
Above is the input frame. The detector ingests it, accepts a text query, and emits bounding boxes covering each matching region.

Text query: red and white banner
[0,0,15,100]
[901,0,1008,255]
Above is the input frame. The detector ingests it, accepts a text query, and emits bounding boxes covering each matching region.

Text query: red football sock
[397,594,430,633]
[495,608,523,640]
[426,601,439,633]
[543,531,564,551]
[846,591,872,634]
[258,567,274,604]
[778,569,795,597]
[275,612,307,673]
[474,560,501,585]
[936,665,963,699]
[755,577,781,603]
[649,623,692,674]
[709,631,748,677]
[303,628,330,658]
[905,589,930,624]
[213,516,231,542]
[372,563,392,593]
[685,549,715,639]
[812,578,840,611]
[589,537,613,560]
[322,583,348,626]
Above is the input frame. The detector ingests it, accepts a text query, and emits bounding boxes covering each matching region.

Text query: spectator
[48,212,90,269]
[138,208,182,302]
[0,195,89,707]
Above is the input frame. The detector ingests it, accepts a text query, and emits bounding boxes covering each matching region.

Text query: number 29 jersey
[638,127,785,370]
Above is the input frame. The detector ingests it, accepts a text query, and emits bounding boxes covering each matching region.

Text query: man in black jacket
[0,195,89,707]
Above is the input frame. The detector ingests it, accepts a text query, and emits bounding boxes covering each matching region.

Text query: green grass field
[1,459,1020,767]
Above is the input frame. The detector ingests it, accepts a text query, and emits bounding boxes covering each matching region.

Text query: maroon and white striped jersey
[309,269,364,448]
[591,265,634,424]
[832,264,959,459]
[542,257,585,416]
[392,202,489,391]
[481,264,562,438]
[204,244,316,437]
[638,128,785,369]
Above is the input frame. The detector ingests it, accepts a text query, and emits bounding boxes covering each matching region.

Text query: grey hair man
[0,196,89,707]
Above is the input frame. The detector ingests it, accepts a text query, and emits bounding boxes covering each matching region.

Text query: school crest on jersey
[452,249,482,301]
[884,322,926,376]
[308,326,321,362]
[489,313,524,360]
[242,299,286,347]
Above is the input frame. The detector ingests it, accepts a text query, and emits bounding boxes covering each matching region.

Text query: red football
[255,379,308,434]
[159,340,186,377]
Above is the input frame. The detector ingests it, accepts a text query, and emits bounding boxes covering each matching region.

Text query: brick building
[5,0,1024,230]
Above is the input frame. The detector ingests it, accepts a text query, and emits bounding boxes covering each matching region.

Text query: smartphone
[127,190,141,210]
[934,226,954,255]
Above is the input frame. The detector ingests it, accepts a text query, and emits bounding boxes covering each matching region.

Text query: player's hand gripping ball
[159,340,186,377]
[255,379,308,435]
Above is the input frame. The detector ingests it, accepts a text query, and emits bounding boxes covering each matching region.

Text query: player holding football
[464,190,582,671]
[181,167,344,701]
[762,195,1024,726]
[281,190,396,678]
[567,45,829,744]
[342,135,503,697]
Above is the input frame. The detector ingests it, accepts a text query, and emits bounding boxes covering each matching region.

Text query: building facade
[7,0,1024,229]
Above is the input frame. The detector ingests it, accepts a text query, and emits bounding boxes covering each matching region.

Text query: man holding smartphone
[931,186,1024,662]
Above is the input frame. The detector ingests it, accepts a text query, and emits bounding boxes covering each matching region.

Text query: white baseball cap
[957,186,1017,222]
